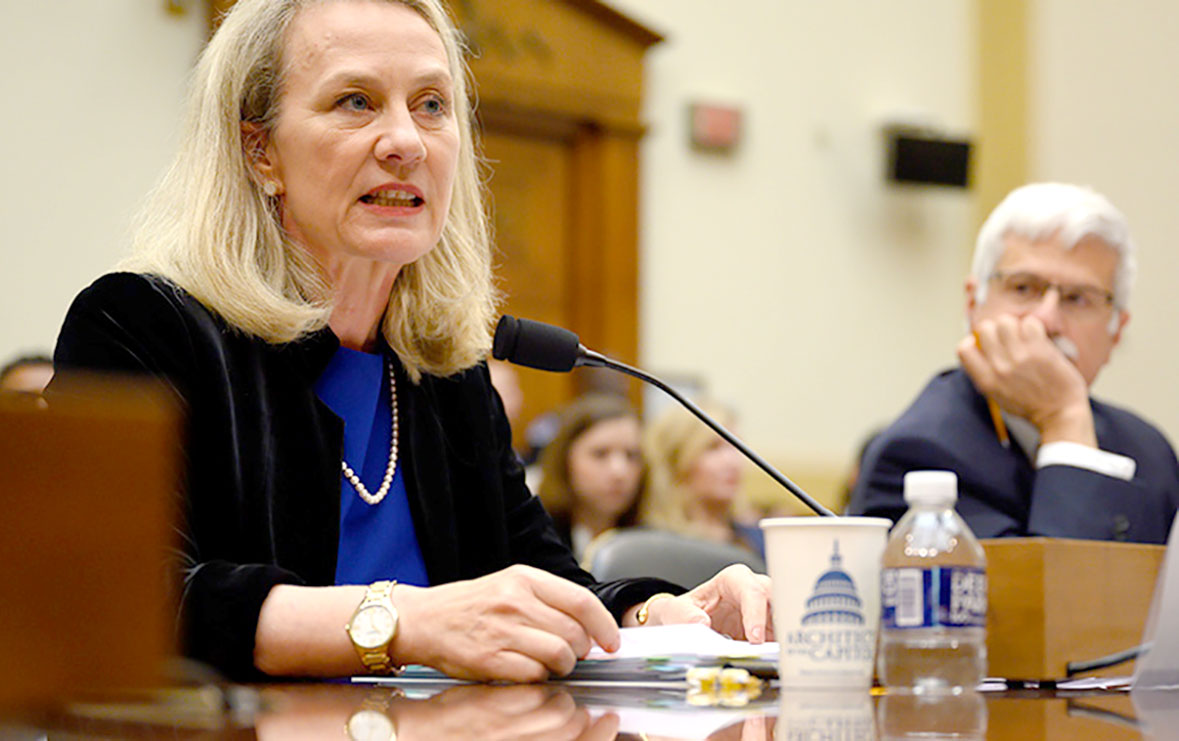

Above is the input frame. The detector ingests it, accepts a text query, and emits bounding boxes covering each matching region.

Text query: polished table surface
[3,680,1174,740]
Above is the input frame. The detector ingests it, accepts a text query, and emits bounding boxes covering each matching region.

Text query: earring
[262,181,278,197]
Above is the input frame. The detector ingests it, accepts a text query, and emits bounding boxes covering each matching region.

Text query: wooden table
[1,680,1168,740]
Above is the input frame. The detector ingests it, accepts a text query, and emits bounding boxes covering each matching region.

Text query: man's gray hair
[971,183,1137,333]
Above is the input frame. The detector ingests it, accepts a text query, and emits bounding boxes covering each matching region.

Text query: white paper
[1134,513,1179,690]
[585,624,778,661]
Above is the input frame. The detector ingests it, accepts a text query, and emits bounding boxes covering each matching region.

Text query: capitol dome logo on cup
[760,516,891,688]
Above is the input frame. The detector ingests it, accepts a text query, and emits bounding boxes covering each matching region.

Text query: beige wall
[0,2,206,361]
[2,1,1176,504]
[611,0,977,492]
[1029,0,1179,458]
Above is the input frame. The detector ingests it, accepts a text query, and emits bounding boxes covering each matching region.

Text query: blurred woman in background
[537,394,645,559]
[643,401,765,557]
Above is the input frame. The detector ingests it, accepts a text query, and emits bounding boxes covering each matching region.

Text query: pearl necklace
[341,360,399,506]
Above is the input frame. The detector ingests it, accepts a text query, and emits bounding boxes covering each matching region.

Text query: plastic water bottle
[879,470,987,692]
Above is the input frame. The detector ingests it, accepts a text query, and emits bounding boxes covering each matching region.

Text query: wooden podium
[983,537,1165,680]
[0,377,179,709]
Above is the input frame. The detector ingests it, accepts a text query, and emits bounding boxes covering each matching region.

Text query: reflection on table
[5,679,1174,740]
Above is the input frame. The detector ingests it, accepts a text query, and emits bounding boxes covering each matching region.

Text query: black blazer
[52,273,678,680]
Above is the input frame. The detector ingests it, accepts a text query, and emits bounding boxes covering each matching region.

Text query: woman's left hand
[643,564,773,643]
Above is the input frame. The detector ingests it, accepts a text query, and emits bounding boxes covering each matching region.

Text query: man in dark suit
[848,183,1179,544]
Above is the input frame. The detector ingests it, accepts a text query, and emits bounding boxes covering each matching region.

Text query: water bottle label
[881,566,986,629]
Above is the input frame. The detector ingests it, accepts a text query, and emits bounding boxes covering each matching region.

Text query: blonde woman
[51,0,769,683]
[643,401,766,557]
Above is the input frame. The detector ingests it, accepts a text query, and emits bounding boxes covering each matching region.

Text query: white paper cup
[760,516,891,688]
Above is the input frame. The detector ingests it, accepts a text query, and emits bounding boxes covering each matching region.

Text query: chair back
[586,528,765,589]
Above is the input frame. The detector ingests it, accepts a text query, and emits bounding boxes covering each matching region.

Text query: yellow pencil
[974,332,1010,449]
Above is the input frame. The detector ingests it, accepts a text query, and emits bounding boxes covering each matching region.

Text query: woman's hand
[393,565,621,682]
[641,565,773,643]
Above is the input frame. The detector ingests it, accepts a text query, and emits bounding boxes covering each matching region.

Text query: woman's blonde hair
[124,0,495,381]
[536,394,645,529]
[641,399,742,534]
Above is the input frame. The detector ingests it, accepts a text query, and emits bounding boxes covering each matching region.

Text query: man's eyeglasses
[988,271,1114,317]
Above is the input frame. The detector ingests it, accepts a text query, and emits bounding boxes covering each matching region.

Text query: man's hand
[642,564,773,643]
[957,315,1096,446]
[393,565,620,683]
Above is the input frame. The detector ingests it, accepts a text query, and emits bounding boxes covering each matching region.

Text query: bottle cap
[903,470,958,507]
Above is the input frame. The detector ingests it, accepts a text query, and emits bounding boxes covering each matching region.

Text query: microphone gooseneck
[492,315,836,518]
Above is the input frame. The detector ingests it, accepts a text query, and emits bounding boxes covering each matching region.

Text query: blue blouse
[314,345,429,587]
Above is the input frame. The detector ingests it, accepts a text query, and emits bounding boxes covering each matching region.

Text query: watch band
[348,580,403,675]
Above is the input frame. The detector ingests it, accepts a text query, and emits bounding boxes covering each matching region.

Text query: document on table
[586,624,778,661]
[355,625,779,687]
[557,624,778,685]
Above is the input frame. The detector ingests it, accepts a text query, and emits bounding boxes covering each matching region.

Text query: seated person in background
[0,353,53,395]
[50,0,770,683]
[643,401,765,557]
[848,183,1179,543]
[536,394,646,560]
[522,365,631,466]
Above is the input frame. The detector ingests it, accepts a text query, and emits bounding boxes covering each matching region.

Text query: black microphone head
[492,315,581,372]
[491,315,520,361]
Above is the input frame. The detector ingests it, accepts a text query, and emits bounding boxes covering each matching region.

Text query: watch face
[347,709,394,741]
[349,605,395,649]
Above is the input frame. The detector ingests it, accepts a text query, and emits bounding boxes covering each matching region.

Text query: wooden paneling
[456,0,657,132]
[569,130,642,364]
[458,0,659,437]
[207,0,234,32]
[482,128,576,437]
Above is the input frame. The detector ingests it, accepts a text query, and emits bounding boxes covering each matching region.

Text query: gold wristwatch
[346,580,402,675]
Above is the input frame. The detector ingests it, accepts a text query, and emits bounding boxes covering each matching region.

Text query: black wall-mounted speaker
[887,132,971,188]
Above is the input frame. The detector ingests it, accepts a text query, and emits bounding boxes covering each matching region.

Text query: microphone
[492,315,836,517]
[491,316,581,372]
